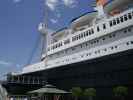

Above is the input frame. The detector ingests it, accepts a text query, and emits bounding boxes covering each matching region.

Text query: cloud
[50,19,58,24]
[62,0,77,8]
[45,0,78,11]
[0,60,21,68]
[13,0,22,3]
[45,0,59,11]
[0,61,12,66]
[0,60,22,80]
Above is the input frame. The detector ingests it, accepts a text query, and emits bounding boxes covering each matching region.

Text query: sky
[0,0,99,79]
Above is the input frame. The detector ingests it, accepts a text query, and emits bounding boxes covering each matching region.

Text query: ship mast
[38,0,48,67]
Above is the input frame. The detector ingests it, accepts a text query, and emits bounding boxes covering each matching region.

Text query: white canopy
[71,11,97,29]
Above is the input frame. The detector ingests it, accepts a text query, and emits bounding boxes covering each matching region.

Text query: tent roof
[29,84,70,94]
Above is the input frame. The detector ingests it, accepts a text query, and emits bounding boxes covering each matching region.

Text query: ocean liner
[3,0,133,99]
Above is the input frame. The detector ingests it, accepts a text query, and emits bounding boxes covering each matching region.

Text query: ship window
[86,43,88,46]
[83,32,85,37]
[131,41,133,44]
[113,19,116,25]
[81,33,84,38]
[98,50,100,53]
[124,15,128,21]
[48,47,50,51]
[91,29,94,34]
[81,45,82,48]
[103,24,106,29]
[79,35,81,39]
[128,13,132,19]
[86,31,89,36]
[120,16,124,22]
[86,53,89,56]
[72,36,76,41]
[89,53,91,55]
[64,39,70,45]
[109,21,113,27]
[113,34,116,37]
[104,48,107,51]
[76,36,78,40]
[103,38,105,40]
[124,30,127,33]
[89,30,91,35]
[126,42,129,45]
[90,42,93,44]
[94,40,97,44]
[115,46,118,48]
[111,47,114,50]
[97,26,100,32]
[128,28,131,32]
[109,35,112,38]
[72,47,75,51]
[116,18,120,24]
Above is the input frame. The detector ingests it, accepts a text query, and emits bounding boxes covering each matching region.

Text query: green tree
[113,86,128,100]
[71,87,83,100]
[84,88,96,100]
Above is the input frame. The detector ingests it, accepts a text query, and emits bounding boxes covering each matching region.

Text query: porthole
[115,46,118,48]
[111,47,114,50]
[126,42,129,45]
[124,30,127,33]
[128,28,131,32]
[113,34,116,37]
[104,48,107,51]
[103,38,105,40]
[109,35,112,38]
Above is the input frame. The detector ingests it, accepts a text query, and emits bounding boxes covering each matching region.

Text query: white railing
[46,8,133,55]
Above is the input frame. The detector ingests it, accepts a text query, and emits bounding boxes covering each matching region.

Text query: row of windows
[49,42,63,51]
[49,27,132,59]
[72,28,94,41]
[110,12,133,27]
[51,41,133,65]
[49,31,116,52]
[49,39,71,51]
[48,26,132,61]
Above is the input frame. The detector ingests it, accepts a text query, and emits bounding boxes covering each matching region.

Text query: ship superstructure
[22,0,133,74]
